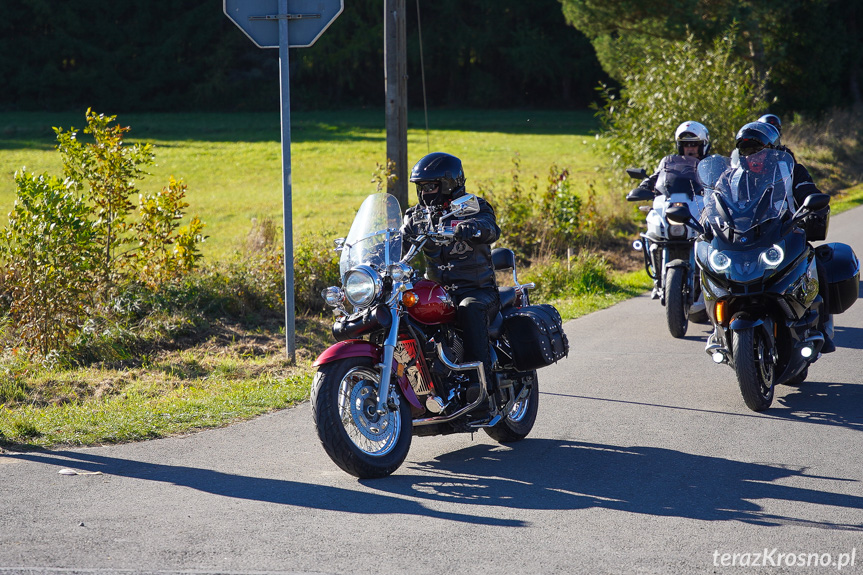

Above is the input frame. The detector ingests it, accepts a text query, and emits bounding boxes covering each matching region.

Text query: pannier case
[815,242,860,314]
[501,304,569,371]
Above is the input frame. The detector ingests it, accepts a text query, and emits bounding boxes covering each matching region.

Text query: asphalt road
[2,208,862,575]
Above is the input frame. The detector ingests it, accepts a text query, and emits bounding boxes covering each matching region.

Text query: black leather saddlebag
[501,304,569,371]
[815,242,860,314]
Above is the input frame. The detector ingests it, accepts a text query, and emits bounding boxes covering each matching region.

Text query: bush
[522,252,613,300]
[479,154,607,261]
[594,28,768,184]
[0,110,206,358]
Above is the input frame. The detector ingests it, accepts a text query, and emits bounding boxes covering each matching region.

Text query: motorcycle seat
[498,286,517,309]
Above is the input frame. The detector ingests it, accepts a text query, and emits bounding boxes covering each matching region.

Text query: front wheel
[665,267,689,338]
[312,357,412,478]
[732,327,775,411]
[485,371,539,443]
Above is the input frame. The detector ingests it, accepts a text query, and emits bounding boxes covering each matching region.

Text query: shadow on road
[6,441,862,531]
[3,449,525,526]
[834,325,863,350]
[774,379,863,431]
[371,439,863,531]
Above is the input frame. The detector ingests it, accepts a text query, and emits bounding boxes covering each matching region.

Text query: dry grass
[783,105,863,196]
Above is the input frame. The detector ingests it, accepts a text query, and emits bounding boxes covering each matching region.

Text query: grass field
[0,109,606,260]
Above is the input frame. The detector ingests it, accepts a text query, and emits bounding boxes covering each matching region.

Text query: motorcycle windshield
[696,154,732,190]
[340,193,403,279]
[655,155,701,198]
[701,149,794,234]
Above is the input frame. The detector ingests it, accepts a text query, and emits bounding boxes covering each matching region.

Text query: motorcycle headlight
[343,265,382,308]
[709,249,731,272]
[668,224,687,238]
[761,243,784,268]
[321,286,344,307]
[387,262,413,282]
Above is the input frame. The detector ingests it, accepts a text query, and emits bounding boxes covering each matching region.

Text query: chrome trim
[412,342,489,427]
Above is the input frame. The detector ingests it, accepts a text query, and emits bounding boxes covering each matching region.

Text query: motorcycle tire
[485,371,539,443]
[312,357,412,479]
[665,267,688,338]
[732,327,775,411]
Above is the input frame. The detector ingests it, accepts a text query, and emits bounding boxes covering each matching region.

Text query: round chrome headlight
[343,265,381,308]
[709,249,731,272]
[321,286,344,307]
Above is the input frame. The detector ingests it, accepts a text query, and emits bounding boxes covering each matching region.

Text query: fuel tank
[407,279,456,325]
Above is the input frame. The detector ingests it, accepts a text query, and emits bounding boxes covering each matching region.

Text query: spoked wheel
[312,357,412,478]
[665,267,689,338]
[485,371,539,443]
[732,327,775,411]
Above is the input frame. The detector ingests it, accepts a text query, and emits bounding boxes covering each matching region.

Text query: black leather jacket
[401,190,500,292]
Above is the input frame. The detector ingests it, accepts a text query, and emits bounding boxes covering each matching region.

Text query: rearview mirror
[802,193,830,212]
[447,194,481,218]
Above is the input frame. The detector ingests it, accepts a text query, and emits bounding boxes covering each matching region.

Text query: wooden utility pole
[384,0,408,209]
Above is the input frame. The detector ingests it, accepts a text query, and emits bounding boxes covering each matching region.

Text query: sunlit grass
[0,109,604,260]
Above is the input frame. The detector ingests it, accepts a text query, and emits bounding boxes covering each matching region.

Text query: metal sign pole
[278,0,296,362]
[223,0,343,363]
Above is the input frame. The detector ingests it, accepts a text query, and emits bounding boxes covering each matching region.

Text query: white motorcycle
[626,155,714,337]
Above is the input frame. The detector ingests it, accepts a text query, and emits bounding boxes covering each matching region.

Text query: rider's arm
[792,163,820,208]
[471,199,501,244]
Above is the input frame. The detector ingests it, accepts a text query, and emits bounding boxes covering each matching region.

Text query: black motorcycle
[667,150,859,411]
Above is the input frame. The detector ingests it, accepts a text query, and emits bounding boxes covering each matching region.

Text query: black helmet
[757,114,782,135]
[735,121,781,156]
[409,152,466,205]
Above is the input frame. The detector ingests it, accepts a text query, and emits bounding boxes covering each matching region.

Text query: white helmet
[674,121,711,158]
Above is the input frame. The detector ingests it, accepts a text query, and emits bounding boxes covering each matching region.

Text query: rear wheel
[485,371,539,443]
[312,357,412,478]
[732,327,775,411]
[665,267,688,338]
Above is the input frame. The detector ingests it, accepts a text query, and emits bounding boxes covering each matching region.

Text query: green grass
[0,109,604,260]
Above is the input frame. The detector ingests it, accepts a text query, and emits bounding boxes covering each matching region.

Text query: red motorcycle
[313,193,568,478]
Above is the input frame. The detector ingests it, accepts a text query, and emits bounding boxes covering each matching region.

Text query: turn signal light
[715,300,727,325]
[403,290,419,307]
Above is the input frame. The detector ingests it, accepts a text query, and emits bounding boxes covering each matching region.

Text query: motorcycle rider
[628,120,711,200]
[628,121,711,301]
[734,122,835,353]
[401,152,502,409]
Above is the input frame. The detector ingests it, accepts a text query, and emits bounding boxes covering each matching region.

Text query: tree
[558,0,862,115]
[594,30,766,181]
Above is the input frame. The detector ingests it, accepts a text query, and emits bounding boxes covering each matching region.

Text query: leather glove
[454,220,479,240]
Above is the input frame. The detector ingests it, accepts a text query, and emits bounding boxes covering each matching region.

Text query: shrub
[479,153,608,261]
[0,110,206,357]
[0,172,98,356]
[523,252,613,301]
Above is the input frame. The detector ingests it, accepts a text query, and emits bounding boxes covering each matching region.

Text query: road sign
[224,0,343,48]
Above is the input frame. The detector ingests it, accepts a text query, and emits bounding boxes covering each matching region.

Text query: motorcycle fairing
[313,339,423,409]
